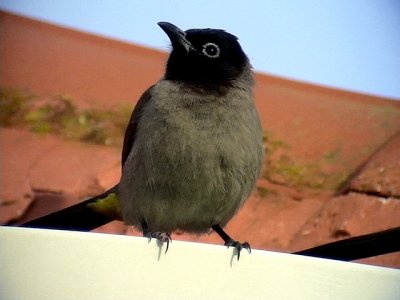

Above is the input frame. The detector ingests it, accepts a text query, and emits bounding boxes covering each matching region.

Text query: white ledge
[1,226,399,300]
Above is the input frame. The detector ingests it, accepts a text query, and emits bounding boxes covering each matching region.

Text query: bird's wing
[121,85,154,167]
[20,86,155,231]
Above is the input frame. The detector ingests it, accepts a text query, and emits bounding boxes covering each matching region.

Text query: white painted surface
[1,226,399,300]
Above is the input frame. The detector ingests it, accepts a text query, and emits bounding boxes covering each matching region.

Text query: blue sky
[1,0,399,99]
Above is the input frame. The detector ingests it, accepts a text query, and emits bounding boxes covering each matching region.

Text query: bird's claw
[144,232,172,253]
[225,239,251,260]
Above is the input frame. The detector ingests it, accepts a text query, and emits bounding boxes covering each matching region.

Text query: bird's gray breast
[119,80,263,232]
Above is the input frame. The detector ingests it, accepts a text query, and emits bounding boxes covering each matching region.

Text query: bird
[22,22,264,259]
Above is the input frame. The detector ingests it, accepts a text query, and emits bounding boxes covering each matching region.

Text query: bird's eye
[202,42,220,58]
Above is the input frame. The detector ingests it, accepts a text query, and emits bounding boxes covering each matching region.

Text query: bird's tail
[21,185,119,231]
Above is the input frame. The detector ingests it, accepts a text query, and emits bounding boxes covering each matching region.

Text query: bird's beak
[158,22,196,53]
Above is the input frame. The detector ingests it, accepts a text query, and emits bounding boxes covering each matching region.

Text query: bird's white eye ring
[202,42,220,58]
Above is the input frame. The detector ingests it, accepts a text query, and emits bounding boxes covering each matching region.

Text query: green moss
[263,130,290,153]
[0,88,35,126]
[262,130,348,191]
[323,148,342,163]
[0,88,131,146]
[257,186,270,197]
[270,155,348,190]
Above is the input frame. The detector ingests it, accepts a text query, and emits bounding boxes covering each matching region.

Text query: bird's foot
[144,232,172,253]
[211,224,251,261]
[224,239,251,260]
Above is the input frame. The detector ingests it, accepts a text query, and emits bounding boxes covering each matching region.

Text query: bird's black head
[158,22,250,87]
